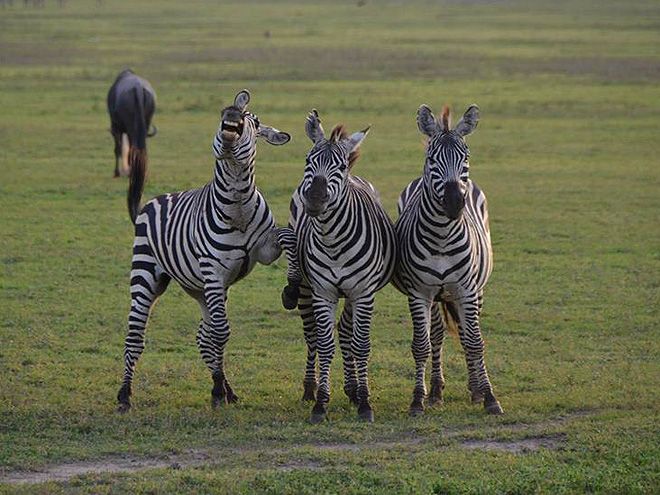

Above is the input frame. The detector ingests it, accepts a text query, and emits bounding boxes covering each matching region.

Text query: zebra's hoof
[427,394,444,407]
[358,408,374,423]
[409,401,424,417]
[281,285,299,310]
[116,402,131,414]
[310,412,327,424]
[226,392,240,404]
[302,382,317,401]
[485,400,504,415]
[344,386,359,406]
[211,396,228,410]
[302,391,316,402]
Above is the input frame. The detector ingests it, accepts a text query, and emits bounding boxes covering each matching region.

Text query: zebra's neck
[308,187,350,245]
[210,158,257,231]
[419,178,467,249]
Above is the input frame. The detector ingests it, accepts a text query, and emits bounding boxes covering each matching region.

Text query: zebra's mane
[440,105,451,130]
[329,124,361,170]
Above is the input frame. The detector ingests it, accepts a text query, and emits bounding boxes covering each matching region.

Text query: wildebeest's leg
[310,296,338,423]
[351,295,375,422]
[202,271,238,408]
[119,133,131,177]
[456,293,503,415]
[111,128,122,177]
[408,296,432,415]
[298,284,317,401]
[337,300,358,405]
[117,246,171,413]
[428,302,446,406]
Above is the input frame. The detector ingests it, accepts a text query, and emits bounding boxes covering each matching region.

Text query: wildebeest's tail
[127,87,147,224]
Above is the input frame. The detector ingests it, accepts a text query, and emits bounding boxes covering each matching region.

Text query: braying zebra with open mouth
[116,90,291,412]
[393,102,503,416]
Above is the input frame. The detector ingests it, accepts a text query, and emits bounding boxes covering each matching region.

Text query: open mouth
[221,119,244,139]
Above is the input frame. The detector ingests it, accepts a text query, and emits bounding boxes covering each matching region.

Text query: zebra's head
[213,90,291,165]
[300,109,370,218]
[418,103,479,220]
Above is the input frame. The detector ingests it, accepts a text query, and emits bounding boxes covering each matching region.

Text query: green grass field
[1,0,660,492]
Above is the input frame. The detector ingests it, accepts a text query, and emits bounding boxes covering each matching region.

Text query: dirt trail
[1,412,592,485]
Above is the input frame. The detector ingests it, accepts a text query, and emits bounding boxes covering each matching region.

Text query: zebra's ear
[258,125,291,146]
[417,104,440,137]
[455,104,479,137]
[305,108,325,143]
[346,125,370,153]
[234,90,250,111]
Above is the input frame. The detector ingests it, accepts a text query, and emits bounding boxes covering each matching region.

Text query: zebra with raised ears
[280,110,397,423]
[393,103,503,416]
[116,90,291,413]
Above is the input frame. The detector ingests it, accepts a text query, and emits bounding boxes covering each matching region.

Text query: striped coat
[393,103,503,415]
[117,90,291,412]
[279,111,396,423]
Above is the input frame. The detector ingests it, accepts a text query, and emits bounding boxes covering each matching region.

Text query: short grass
[1,0,660,493]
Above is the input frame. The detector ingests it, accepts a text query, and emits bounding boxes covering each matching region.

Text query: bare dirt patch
[0,411,593,485]
[460,434,566,453]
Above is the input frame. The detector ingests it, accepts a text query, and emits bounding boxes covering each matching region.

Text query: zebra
[279,110,397,423]
[116,90,291,413]
[392,103,503,416]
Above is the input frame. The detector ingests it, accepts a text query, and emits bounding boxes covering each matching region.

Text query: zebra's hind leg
[298,284,318,401]
[408,296,432,416]
[351,296,375,423]
[427,303,446,407]
[117,248,171,413]
[310,296,338,423]
[337,301,358,406]
[456,295,503,415]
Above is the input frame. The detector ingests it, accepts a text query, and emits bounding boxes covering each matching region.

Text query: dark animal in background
[107,69,157,179]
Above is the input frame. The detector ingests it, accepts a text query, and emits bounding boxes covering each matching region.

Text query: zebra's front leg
[203,281,239,409]
[456,295,503,415]
[310,296,338,423]
[337,301,358,406]
[351,295,375,422]
[298,284,317,401]
[428,303,446,407]
[408,296,432,416]
[276,227,301,310]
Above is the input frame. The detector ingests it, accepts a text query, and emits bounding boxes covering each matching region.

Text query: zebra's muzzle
[221,119,244,141]
[303,176,329,217]
[443,181,465,220]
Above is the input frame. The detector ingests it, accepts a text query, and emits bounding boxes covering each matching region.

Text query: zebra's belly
[302,256,388,301]
[396,253,482,301]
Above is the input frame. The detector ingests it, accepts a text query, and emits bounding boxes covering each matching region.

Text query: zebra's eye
[339,164,347,172]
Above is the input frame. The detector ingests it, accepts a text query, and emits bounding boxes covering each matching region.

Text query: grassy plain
[1,0,660,493]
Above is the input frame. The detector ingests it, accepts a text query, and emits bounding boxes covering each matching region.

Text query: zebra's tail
[441,301,459,336]
[127,88,148,225]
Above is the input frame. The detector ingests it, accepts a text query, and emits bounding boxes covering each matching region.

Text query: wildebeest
[107,69,157,178]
